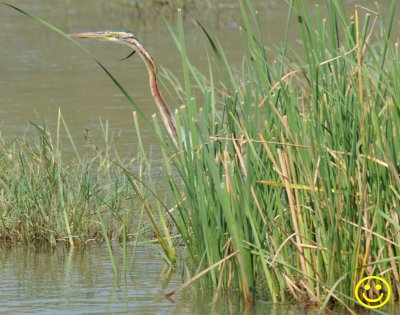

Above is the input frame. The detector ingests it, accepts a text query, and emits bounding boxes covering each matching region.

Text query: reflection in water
[0,245,294,314]
[1,245,398,314]
[0,245,186,314]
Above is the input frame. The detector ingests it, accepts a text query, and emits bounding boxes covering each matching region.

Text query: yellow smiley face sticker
[355,276,391,309]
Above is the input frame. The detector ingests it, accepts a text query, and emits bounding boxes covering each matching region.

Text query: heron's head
[69,29,141,59]
[70,29,136,42]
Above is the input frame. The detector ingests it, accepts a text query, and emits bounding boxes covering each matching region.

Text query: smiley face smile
[361,283,383,303]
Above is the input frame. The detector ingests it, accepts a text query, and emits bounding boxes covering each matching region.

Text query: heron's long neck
[149,69,178,146]
[128,38,178,147]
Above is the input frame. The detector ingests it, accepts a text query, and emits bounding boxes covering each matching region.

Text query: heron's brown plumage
[70,30,179,147]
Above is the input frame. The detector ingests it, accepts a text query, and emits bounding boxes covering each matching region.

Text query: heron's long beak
[69,31,137,60]
[69,32,109,41]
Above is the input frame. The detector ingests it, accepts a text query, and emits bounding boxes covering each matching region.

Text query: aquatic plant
[159,0,400,310]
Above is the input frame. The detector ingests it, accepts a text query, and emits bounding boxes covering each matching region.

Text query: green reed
[0,112,156,247]
[156,0,400,310]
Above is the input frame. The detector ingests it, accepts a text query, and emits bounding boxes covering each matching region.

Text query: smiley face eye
[364,283,382,291]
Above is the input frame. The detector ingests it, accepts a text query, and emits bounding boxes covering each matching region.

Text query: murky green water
[1,1,396,157]
[1,245,189,314]
[1,1,399,314]
[1,244,399,315]
[1,245,399,314]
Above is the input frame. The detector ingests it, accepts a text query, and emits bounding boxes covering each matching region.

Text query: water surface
[1,245,399,314]
[1,0,396,157]
[4,245,398,315]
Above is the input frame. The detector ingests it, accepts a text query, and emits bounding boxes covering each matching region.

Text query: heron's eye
[107,32,119,38]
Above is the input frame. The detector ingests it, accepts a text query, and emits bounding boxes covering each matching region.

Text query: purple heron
[69,30,179,147]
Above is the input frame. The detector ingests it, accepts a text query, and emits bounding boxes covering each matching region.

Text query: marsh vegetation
[1,0,399,312]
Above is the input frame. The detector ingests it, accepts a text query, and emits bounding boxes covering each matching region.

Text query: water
[1,244,399,314]
[0,245,194,314]
[0,1,396,154]
[0,0,260,159]
[2,244,377,315]
[1,1,399,314]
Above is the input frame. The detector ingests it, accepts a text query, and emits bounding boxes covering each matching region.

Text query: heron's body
[70,30,179,147]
